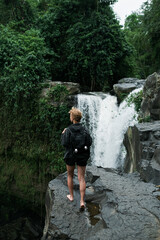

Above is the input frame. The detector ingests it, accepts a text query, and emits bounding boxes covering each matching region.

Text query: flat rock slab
[118,78,145,85]
[114,83,137,92]
[42,166,160,240]
[137,121,160,133]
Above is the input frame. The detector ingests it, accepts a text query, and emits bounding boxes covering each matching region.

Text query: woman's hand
[62,128,66,134]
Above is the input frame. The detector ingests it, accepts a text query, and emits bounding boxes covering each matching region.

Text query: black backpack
[68,127,92,160]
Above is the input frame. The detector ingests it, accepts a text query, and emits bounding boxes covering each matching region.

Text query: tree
[142,0,160,72]
[66,11,129,90]
[38,0,130,91]
[0,0,35,26]
[124,0,160,78]
[0,26,49,108]
[124,12,150,78]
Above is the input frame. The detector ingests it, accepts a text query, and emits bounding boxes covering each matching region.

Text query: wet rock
[124,121,160,184]
[118,78,145,85]
[41,81,80,97]
[42,166,160,240]
[139,72,160,120]
[40,81,80,108]
[113,78,145,101]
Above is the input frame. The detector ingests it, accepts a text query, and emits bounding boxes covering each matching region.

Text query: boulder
[123,121,160,184]
[118,78,145,84]
[41,81,80,107]
[41,81,80,97]
[113,78,145,101]
[41,166,160,240]
[139,72,160,120]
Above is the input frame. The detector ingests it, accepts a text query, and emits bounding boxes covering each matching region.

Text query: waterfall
[77,89,141,169]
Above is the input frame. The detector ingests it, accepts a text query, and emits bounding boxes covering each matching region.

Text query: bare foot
[80,201,85,210]
[67,194,74,202]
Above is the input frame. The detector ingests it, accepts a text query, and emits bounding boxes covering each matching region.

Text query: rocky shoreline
[42,166,160,240]
[42,73,160,240]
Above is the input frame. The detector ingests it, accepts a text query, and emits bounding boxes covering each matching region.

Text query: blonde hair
[69,107,82,122]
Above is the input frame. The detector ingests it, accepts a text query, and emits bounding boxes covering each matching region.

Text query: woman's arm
[61,128,70,147]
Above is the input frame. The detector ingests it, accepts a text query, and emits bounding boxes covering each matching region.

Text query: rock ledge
[42,166,160,240]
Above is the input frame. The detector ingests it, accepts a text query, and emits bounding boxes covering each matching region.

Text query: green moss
[126,90,143,112]
[119,92,129,102]
[138,115,151,123]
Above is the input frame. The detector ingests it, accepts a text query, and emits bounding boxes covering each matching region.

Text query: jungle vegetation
[0,0,159,225]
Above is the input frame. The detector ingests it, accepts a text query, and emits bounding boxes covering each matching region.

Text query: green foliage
[0,24,70,179]
[1,0,153,224]
[126,90,143,112]
[38,0,131,90]
[0,97,70,222]
[49,151,66,173]
[66,11,130,90]
[124,0,160,78]
[142,0,160,72]
[0,0,35,26]
[124,12,148,78]
[47,85,69,102]
[119,92,129,102]
[37,0,50,12]
[138,115,151,123]
[37,99,70,138]
[0,26,50,107]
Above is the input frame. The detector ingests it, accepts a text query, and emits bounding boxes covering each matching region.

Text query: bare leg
[66,165,75,201]
[77,165,86,207]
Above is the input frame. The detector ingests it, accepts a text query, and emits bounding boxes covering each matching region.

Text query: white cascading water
[77,89,142,169]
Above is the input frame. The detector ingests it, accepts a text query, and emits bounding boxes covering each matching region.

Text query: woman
[61,107,92,210]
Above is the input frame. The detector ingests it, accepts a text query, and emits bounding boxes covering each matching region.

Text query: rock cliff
[139,72,160,121]
[42,166,160,240]
[124,121,160,184]
[124,72,160,184]
[41,81,80,107]
[113,77,145,101]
